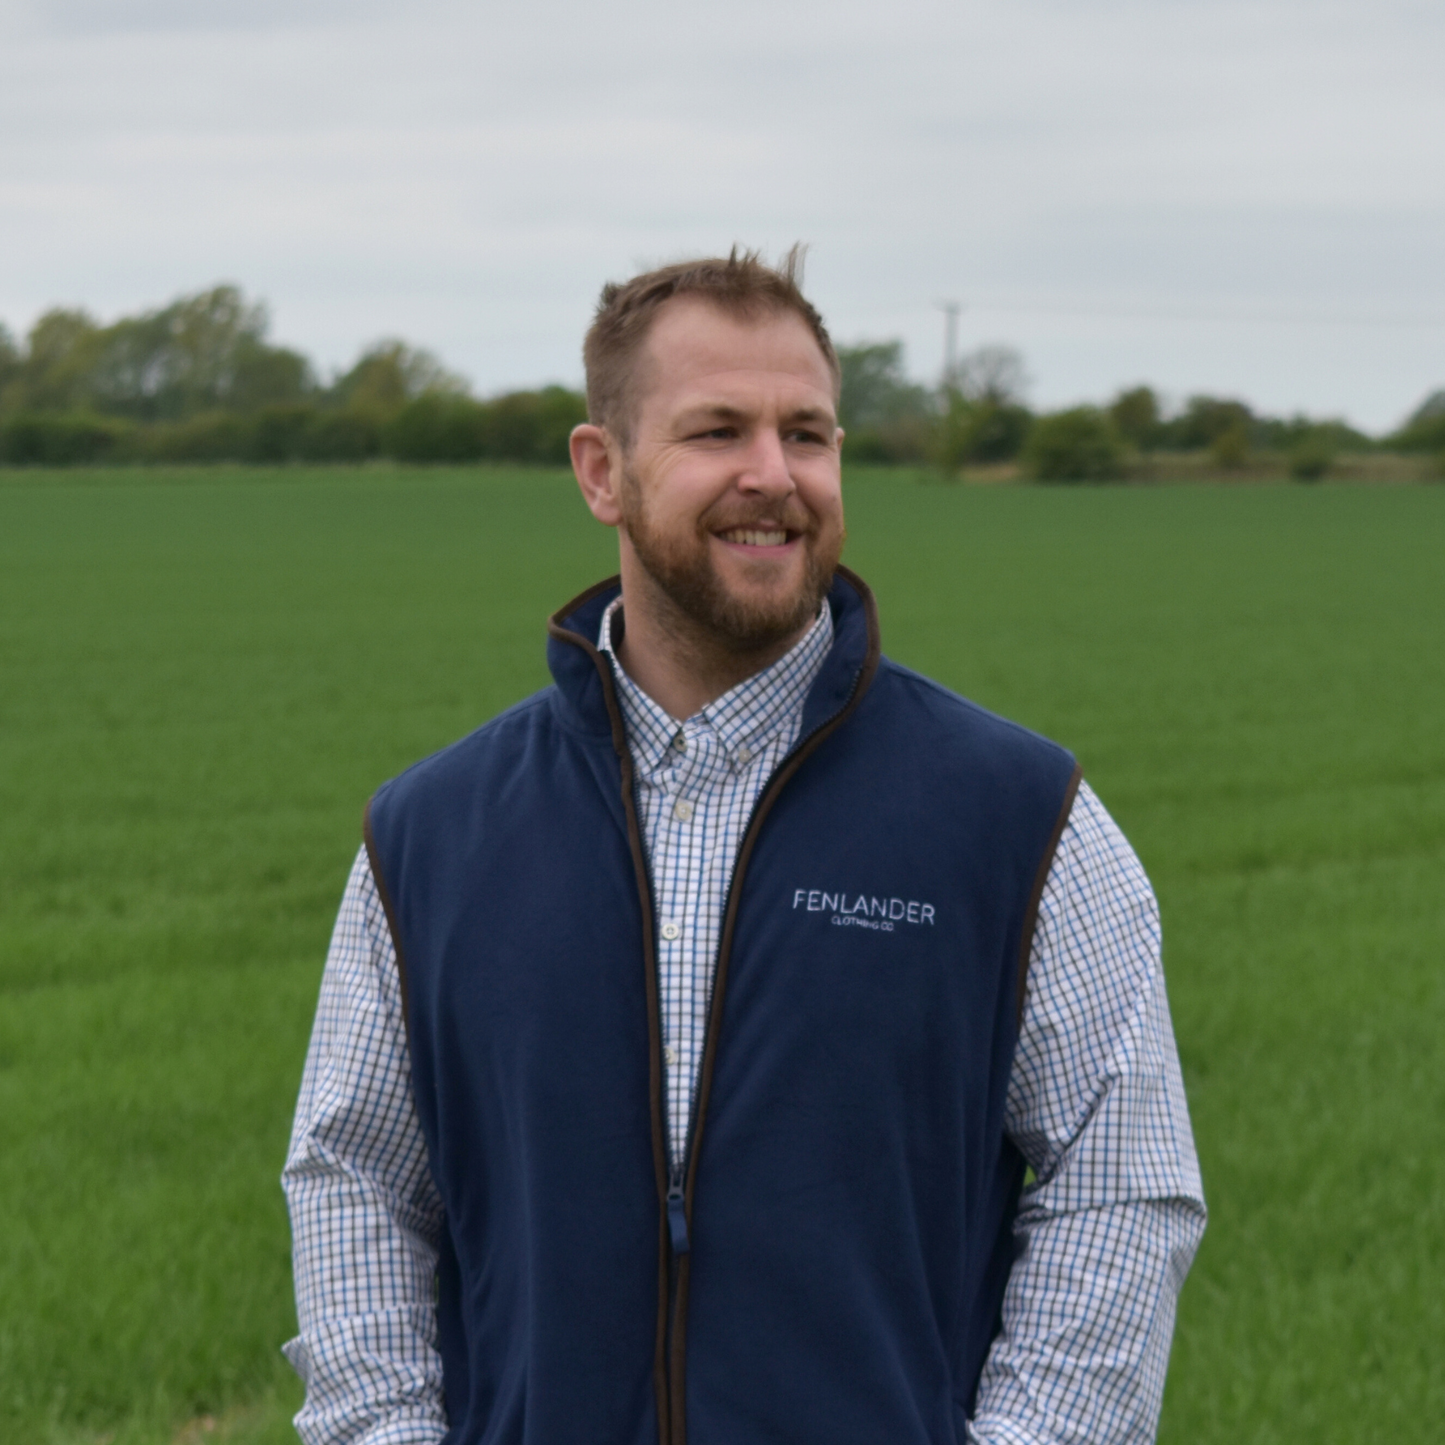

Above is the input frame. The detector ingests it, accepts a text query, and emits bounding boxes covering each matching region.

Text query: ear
[571,423,625,527]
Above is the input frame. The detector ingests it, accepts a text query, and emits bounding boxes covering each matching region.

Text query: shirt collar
[598,596,834,775]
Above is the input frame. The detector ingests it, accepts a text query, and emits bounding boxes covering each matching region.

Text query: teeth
[722,528,788,546]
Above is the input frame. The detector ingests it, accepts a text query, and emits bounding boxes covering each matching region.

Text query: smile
[717,527,792,547]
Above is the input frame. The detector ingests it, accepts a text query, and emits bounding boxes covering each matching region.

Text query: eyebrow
[675,402,836,427]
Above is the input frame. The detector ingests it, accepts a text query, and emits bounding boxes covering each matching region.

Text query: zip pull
[666,1177,690,1256]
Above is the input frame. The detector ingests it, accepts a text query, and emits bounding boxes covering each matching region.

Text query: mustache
[698,500,817,535]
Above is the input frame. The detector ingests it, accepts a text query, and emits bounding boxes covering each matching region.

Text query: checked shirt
[283,601,1206,1445]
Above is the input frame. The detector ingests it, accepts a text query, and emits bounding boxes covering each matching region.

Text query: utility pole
[937,301,963,391]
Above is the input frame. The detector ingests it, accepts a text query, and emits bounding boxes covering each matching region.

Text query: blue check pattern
[599,597,836,1163]
[283,609,1206,1445]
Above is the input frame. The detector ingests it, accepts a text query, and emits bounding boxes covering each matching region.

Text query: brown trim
[546,574,626,648]
[669,564,883,1444]
[546,568,882,1445]
[1016,764,1083,1029]
[545,576,672,1445]
[363,797,412,1036]
[667,1251,691,1445]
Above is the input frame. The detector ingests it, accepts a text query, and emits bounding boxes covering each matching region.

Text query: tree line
[2,283,1442,476]
[0,285,586,466]
[838,341,1445,481]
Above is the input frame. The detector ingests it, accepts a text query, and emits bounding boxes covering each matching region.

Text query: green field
[2,466,1442,1444]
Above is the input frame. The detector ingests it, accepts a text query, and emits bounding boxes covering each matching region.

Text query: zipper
[665,1168,690,1255]
[547,568,882,1445]
[663,699,846,1226]
[673,663,868,1171]
[657,656,873,1441]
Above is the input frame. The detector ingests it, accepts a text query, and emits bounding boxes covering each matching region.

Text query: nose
[737,427,795,502]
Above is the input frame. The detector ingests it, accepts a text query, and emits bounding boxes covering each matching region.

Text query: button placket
[603,595,837,1178]
[670,725,716,825]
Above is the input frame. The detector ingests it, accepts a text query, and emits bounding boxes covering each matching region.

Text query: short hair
[583,244,840,447]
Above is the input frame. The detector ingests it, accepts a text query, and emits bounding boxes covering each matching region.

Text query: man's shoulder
[372,684,560,813]
[868,656,1074,772]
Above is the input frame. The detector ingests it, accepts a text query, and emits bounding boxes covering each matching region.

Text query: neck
[613,568,813,722]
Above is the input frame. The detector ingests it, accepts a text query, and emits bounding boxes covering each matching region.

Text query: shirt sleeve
[281,845,448,1445]
[969,781,1207,1445]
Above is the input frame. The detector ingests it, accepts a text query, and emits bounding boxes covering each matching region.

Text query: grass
[1,464,1441,1443]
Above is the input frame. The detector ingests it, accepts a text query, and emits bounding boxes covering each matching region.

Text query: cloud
[1,0,1442,426]
[17,0,401,38]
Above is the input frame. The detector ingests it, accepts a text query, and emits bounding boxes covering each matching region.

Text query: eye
[691,425,737,441]
[787,427,829,445]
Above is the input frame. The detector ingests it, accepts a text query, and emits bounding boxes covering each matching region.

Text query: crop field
[1,465,1441,1444]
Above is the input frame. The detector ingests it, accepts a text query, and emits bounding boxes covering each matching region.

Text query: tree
[485,386,589,465]
[1288,434,1334,481]
[934,391,1032,474]
[836,342,934,428]
[1209,421,1251,471]
[929,345,1034,475]
[329,340,466,417]
[0,323,20,408]
[1022,407,1122,482]
[1108,386,1161,450]
[838,342,903,429]
[834,341,936,464]
[0,412,130,465]
[1389,388,1445,453]
[1161,395,1254,451]
[1407,388,1445,427]
[8,309,104,412]
[1262,413,1372,454]
[963,402,1032,462]
[226,337,314,411]
[7,285,316,422]
[86,285,285,419]
[956,345,1028,406]
[381,386,588,465]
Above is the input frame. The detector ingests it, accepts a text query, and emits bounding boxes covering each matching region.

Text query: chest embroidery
[792,888,937,931]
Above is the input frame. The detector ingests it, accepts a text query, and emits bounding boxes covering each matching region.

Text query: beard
[619,468,844,654]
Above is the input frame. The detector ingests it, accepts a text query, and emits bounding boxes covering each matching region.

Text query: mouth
[715,526,795,549]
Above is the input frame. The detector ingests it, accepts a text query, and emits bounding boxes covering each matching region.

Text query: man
[283,249,1205,1445]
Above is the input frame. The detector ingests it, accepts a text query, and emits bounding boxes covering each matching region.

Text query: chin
[625,508,839,653]
[717,564,806,609]
[703,578,827,651]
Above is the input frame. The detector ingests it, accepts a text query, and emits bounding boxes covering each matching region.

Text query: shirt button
[661,921,681,941]
[664,1045,678,1065]
[672,730,687,752]
[673,799,694,822]
[735,745,752,765]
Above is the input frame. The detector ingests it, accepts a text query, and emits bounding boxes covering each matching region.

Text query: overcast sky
[2,0,1442,430]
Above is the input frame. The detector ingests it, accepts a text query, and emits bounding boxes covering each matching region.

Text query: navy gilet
[364,567,1080,1445]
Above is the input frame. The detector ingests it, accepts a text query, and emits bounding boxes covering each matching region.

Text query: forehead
[635,297,836,417]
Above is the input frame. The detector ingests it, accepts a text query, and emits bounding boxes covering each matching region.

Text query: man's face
[617,297,845,653]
